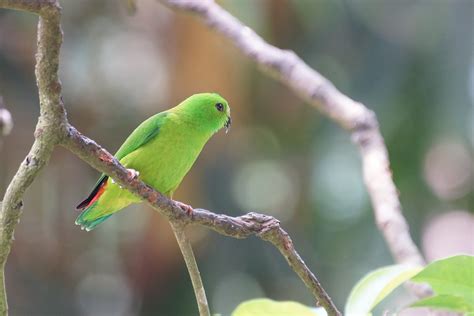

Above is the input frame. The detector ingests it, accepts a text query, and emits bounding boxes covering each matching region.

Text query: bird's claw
[175,201,193,216]
[126,168,140,180]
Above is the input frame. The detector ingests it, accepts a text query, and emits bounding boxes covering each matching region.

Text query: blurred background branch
[0,97,13,138]
[0,1,340,315]
[125,0,137,15]
[0,97,13,152]
[0,0,472,315]
[158,0,430,296]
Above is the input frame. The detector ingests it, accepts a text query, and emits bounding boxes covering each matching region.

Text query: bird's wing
[76,111,169,210]
[114,111,169,160]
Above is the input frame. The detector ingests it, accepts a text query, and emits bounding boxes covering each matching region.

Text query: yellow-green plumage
[76,93,231,231]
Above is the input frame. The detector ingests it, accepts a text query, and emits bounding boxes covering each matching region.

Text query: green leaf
[231,298,326,316]
[345,264,423,316]
[411,255,474,304]
[410,295,474,313]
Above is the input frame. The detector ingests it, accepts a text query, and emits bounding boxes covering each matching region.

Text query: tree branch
[192,209,340,313]
[61,125,341,316]
[0,0,429,314]
[157,0,428,289]
[0,1,65,314]
[0,2,340,314]
[0,0,58,15]
[170,221,210,316]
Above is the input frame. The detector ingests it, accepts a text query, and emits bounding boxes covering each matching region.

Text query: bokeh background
[1,0,473,315]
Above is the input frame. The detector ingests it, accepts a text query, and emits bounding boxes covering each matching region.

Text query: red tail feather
[76,176,108,210]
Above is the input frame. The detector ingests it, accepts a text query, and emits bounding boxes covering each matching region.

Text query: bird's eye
[215,103,224,112]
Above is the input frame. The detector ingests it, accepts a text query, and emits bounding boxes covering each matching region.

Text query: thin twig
[170,221,210,316]
[192,210,340,314]
[158,0,428,292]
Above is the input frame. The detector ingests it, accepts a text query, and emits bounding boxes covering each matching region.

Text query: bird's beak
[224,116,232,134]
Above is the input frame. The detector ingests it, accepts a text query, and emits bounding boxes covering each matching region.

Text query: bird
[75,93,231,231]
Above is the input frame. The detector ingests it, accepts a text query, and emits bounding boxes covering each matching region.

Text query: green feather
[114,111,168,161]
[76,93,231,231]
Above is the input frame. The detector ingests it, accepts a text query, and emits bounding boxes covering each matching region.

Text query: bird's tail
[75,207,112,231]
[76,175,111,231]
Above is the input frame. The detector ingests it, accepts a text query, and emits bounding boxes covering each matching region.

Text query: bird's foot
[175,201,193,216]
[126,168,140,180]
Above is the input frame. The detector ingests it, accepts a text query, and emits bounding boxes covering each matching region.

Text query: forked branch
[0,0,432,315]
[62,125,341,315]
[0,1,341,315]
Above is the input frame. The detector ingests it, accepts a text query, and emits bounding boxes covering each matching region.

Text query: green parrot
[76,93,231,231]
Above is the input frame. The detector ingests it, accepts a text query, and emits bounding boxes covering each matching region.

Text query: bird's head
[178,93,231,134]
